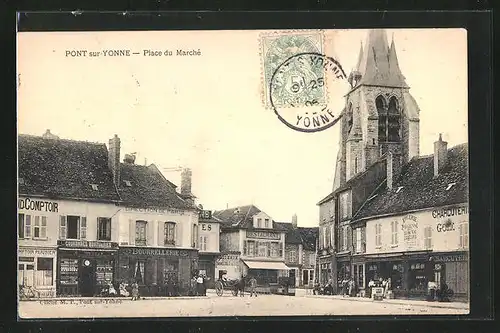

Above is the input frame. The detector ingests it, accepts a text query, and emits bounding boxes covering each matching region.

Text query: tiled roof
[117,163,193,210]
[213,205,263,229]
[353,143,468,220]
[18,134,120,202]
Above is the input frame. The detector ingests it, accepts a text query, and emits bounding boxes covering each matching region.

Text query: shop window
[134,261,145,284]
[36,258,53,286]
[136,221,147,246]
[270,242,279,257]
[375,224,382,247]
[288,250,297,262]
[409,262,427,292]
[391,221,399,246]
[459,222,469,249]
[164,222,176,246]
[96,259,114,285]
[199,235,207,251]
[97,217,112,241]
[18,258,35,286]
[424,226,432,250]
[264,219,270,228]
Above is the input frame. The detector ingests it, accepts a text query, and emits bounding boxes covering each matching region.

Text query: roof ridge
[18,134,105,146]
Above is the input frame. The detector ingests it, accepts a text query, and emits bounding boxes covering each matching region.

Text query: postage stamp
[260,31,326,109]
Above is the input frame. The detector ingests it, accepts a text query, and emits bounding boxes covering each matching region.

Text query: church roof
[353,29,408,88]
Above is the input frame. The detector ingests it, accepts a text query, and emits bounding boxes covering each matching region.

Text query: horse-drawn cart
[214,278,240,296]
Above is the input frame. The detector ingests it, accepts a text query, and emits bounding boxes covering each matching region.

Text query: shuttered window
[164,222,176,246]
[59,216,66,240]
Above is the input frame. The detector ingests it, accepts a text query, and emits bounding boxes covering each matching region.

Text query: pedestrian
[131,281,139,301]
[249,275,257,297]
[190,275,197,296]
[239,275,246,297]
[348,277,354,297]
[341,277,348,297]
[202,275,208,296]
[367,279,375,298]
[196,274,204,296]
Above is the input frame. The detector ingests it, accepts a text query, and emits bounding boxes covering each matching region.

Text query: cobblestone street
[19,292,469,318]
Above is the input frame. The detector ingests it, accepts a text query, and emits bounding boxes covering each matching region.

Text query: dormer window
[124,180,132,187]
[91,184,99,191]
[396,186,404,193]
[445,183,456,191]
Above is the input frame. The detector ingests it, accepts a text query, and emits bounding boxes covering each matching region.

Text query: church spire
[355,29,408,88]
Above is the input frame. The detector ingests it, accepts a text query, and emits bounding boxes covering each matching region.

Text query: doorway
[289,269,296,287]
[302,270,309,287]
[79,259,95,297]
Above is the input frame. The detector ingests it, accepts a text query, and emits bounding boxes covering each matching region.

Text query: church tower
[332,29,420,190]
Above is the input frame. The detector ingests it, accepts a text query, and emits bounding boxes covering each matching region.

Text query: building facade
[18,131,121,297]
[214,205,290,287]
[351,139,469,301]
[277,215,318,288]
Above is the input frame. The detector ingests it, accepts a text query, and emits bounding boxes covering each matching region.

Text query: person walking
[239,275,246,297]
[131,281,139,301]
[249,275,257,297]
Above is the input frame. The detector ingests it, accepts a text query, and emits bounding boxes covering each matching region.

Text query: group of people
[367,277,392,298]
[191,274,210,296]
[340,277,358,297]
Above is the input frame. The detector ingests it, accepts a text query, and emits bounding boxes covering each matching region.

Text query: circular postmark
[269,52,348,132]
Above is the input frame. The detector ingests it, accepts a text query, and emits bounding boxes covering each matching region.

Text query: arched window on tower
[377,95,401,143]
[347,103,353,135]
[376,96,387,142]
[387,97,401,142]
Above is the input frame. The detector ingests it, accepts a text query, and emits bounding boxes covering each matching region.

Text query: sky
[17,29,468,227]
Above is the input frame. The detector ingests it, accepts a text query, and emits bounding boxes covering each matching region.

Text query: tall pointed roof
[354,29,408,88]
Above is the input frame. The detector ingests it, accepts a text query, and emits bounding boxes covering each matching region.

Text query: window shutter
[158,221,163,247]
[175,222,181,247]
[347,227,352,251]
[243,240,247,255]
[41,216,47,238]
[147,221,154,246]
[80,216,87,239]
[59,216,66,240]
[129,219,135,245]
[106,218,111,240]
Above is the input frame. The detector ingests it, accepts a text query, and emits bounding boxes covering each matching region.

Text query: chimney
[42,129,59,139]
[386,152,393,190]
[181,168,192,196]
[292,214,298,228]
[108,134,121,185]
[434,133,448,177]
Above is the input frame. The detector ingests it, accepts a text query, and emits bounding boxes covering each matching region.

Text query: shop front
[117,246,198,296]
[18,246,57,297]
[242,260,292,294]
[56,240,118,297]
[336,255,351,291]
[430,251,469,301]
[215,252,242,281]
[198,253,218,289]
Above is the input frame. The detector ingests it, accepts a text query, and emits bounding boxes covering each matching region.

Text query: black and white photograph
[16,25,470,318]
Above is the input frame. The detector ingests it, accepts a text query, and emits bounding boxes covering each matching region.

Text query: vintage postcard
[17,27,469,318]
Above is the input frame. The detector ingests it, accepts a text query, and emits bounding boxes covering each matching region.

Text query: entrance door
[79,259,95,297]
[289,269,296,287]
[302,270,309,287]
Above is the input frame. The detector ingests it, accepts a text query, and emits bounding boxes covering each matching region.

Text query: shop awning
[242,260,290,270]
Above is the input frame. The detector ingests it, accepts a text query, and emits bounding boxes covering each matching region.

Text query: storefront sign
[18,248,56,257]
[401,214,418,248]
[125,207,186,215]
[121,247,192,257]
[58,240,118,249]
[436,219,456,232]
[199,210,212,219]
[247,231,281,240]
[216,254,240,265]
[200,223,212,231]
[432,254,467,262]
[18,197,59,212]
[432,205,468,219]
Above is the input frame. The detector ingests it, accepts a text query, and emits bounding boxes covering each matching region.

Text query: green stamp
[261,31,325,108]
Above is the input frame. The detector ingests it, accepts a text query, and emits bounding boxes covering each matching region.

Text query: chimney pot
[181,168,193,203]
[292,214,298,228]
[108,135,121,185]
[434,133,448,177]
